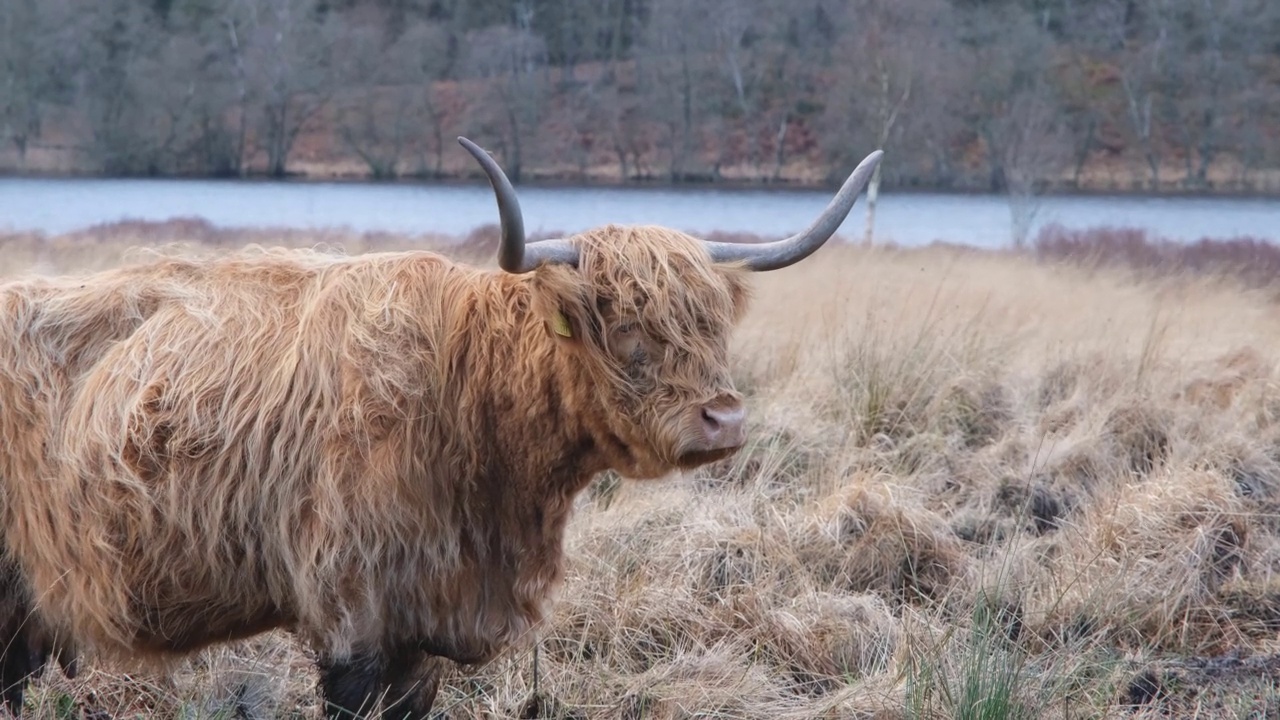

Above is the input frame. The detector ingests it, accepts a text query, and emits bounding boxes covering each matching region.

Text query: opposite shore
[5,142,1280,200]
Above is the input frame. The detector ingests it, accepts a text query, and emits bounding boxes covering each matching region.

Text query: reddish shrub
[1033,224,1280,289]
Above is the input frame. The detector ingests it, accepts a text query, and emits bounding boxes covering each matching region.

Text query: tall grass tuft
[904,588,1035,720]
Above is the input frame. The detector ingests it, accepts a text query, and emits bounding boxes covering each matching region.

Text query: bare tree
[602,73,649,181]
[841,0,932,244]
[1055,49,1107,189]
[634,0,718,182]
[957,4,1069,246]
[332,17,449,179]
[757,36,817,184]
[1001,85,1071,247]
[461,18,549,183]
[74,0,211,175]
[894,16,968,190]
[573,0,648,181]
[241,0,333,177]
[1082,0,1174,190]
[1232,0,1280,190]
[1158,0,1257,189]
[530,0,632,181]
[706,0,769,177]
[0,0,71,164]
[819,0,956,244]
[220,2,254,177]
[152,16,250,178]
[549,67,610,180]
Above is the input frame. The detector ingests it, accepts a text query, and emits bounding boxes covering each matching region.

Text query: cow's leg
[0,632,42,717]
[380,648,444,720]
[316,651,386,720]
[0,557,49,716]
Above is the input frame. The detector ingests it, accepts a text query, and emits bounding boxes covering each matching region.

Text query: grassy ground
[2,221,1279,718]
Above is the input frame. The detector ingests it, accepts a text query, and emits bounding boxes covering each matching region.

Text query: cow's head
[460,137,882,479]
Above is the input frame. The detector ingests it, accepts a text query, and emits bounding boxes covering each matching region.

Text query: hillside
[3,0,1279,196]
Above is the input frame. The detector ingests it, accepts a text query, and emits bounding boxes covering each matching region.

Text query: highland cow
[0,137,882,718]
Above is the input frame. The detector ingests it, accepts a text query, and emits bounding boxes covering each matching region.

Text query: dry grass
[4,221,1280,719]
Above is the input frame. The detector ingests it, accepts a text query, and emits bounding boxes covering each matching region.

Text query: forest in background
[2,0,1279,195]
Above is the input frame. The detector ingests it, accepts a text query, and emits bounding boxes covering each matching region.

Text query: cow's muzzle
[677,395,746,467]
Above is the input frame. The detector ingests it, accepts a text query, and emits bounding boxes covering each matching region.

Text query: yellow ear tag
[551,311,573,338]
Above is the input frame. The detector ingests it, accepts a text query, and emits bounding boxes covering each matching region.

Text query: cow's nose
[699,398,746,450]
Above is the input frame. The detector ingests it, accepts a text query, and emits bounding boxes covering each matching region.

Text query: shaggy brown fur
[0,224,751,717]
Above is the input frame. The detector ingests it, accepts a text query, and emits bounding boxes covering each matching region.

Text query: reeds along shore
[2,220,1280,719]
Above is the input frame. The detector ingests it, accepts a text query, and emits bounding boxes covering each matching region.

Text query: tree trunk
[770,111,788,182]
[224,17,248,177]
[505,104,523,183]
[615,140,630,181]
[862,163,882,247]
[1195,109,1216,187]
[1072,117,1096,186]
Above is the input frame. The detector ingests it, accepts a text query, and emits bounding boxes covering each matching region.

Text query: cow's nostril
[698,401,746,450]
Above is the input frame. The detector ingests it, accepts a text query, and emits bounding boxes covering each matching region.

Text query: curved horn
[458,136,579,273]
[703,149,885,271]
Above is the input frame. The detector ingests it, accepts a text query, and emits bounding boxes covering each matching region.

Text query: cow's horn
[703,150,884,271]
[458,136,579,273]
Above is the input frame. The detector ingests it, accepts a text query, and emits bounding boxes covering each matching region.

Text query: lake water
[1,176,1278,248]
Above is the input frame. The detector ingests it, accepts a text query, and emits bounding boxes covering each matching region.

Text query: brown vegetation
[1035,224,1280,292]
[3,221,1280,718]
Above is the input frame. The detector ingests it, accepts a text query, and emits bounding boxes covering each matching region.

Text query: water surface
[2,176,1277,248]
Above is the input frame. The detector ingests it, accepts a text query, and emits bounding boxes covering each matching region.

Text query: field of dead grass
[2,221,1279,719]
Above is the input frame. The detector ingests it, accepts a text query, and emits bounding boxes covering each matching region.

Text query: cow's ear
[549,309,574,339]
[530,265,594,344]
